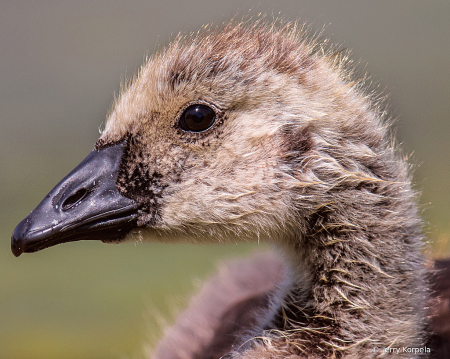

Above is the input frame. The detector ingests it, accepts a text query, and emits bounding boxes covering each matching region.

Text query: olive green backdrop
[1,1,449,358]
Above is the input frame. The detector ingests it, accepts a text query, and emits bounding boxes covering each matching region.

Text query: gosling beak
[11,141,140,257]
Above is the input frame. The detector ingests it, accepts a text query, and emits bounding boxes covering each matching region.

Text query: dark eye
[179,104,216,132]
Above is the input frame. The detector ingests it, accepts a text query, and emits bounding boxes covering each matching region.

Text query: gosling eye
[178,104,216,132]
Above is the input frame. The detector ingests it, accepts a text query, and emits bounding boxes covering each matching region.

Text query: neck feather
[268,170,428,357]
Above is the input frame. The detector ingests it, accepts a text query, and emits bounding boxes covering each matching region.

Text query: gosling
[12,21,432,358]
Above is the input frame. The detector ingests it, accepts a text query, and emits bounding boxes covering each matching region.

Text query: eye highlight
[178,104,216,132]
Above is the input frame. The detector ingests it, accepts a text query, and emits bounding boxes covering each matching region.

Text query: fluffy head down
[96,21,427,357]
[98,22,402,242]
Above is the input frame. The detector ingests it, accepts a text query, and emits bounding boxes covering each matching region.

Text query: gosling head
[11,22,392,256]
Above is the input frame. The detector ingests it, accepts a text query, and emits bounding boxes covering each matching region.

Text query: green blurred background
[1,1,449,358]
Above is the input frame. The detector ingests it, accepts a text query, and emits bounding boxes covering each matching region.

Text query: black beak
[11,141,140,257]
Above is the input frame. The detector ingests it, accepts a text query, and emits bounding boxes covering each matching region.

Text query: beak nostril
[62,188,88,211]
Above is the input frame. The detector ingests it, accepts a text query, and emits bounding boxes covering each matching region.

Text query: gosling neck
[273,184,427,356]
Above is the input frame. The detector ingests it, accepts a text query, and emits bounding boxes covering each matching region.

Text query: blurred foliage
[1,1,449,358]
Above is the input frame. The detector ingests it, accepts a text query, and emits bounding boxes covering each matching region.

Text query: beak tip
[11,219,29,257]
[11,246,23,257]
[11,236,24,257]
